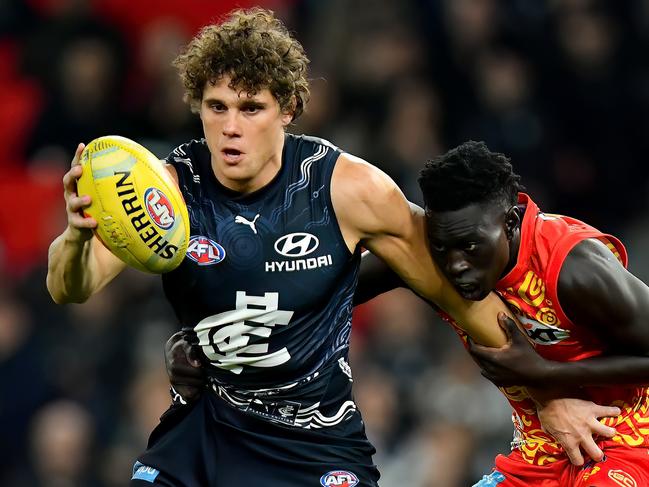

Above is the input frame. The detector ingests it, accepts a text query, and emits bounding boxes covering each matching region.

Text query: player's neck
[217,158,283,195]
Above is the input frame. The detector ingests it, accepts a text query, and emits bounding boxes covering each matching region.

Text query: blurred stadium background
[2,0,649,485]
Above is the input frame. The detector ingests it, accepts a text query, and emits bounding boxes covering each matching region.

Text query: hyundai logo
[274,233,319,257]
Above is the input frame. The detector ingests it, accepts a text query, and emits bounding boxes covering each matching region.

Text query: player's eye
[431,243,446,253]
[464,243,477,252]
[210,103,226,112]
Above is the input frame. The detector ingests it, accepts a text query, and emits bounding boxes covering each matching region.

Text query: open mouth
[455,282,482,299]
[222,148,243,163]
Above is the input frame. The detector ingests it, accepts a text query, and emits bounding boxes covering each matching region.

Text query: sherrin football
[77,135,190,273]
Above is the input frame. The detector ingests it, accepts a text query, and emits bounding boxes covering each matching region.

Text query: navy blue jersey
[162,134,360,390]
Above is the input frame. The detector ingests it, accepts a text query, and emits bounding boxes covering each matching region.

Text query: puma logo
[234,214,260,234]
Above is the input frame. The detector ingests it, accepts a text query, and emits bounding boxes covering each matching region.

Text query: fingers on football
[67,194,91,213]
[62,165,83,193]
[71,143,85,167]
[68,212,97,229]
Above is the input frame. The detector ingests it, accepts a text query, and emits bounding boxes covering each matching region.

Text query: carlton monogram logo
[274,232,319,258]
[195,291,293,375]
[518,271,545,307]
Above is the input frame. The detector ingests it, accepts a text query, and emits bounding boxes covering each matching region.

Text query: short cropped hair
[173,8,310,119]
[418,141,524,212]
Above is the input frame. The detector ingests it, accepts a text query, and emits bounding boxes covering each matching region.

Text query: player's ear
[505,205,521,240]
[281,96,297,126]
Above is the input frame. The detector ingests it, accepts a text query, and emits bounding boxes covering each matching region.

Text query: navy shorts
[131,373,379,486]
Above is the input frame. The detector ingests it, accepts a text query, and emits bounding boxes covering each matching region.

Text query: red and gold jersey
[450,193,649,465]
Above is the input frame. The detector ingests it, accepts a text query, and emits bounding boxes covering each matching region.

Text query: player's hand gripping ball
[77,136,189,273]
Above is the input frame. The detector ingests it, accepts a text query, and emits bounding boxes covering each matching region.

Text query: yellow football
[77,135,189,273]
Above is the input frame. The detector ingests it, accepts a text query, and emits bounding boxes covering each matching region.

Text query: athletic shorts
[472,445,649,487]
[130,362,379,486]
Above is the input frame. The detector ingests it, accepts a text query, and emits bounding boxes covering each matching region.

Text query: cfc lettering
[113,170,175,259]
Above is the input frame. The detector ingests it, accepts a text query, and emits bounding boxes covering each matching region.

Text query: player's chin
[455,285,489,301]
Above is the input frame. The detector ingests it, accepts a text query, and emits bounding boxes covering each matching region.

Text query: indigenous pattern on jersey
[449,193,649,465]
[161,134,360,428]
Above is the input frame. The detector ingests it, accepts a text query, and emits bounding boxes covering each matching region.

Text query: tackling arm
[332,154,508,346]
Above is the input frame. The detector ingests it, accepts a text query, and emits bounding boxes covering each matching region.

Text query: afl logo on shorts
[186,236,226,266]
[144,187,175,229]
[320,470,359,487]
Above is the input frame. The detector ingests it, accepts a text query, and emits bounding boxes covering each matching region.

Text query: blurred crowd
[1,0,649,486]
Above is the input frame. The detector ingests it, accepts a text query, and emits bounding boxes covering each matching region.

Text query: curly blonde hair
[173,8,310,120]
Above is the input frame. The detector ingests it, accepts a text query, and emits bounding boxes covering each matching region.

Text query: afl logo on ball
[186,236,226,266]
[144,187,175,229]
[320,470,359,487]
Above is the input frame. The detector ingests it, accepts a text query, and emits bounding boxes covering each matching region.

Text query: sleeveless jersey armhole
[322,154,358,260]
[545,231,628,328]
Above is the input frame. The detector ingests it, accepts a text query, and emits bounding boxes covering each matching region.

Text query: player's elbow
[46,274,89,305]
[49,290,89,305]
[46,280,69,305]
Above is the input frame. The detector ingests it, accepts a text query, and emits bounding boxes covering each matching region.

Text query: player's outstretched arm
[331,153,508,346]
[46,143,126,304]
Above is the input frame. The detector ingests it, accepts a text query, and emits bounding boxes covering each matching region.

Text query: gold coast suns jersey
[452,193,649,465]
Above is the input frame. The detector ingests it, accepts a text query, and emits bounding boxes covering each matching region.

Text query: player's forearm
[46,228,96,304]
[535,355,649,388]
[439,288,509,347]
